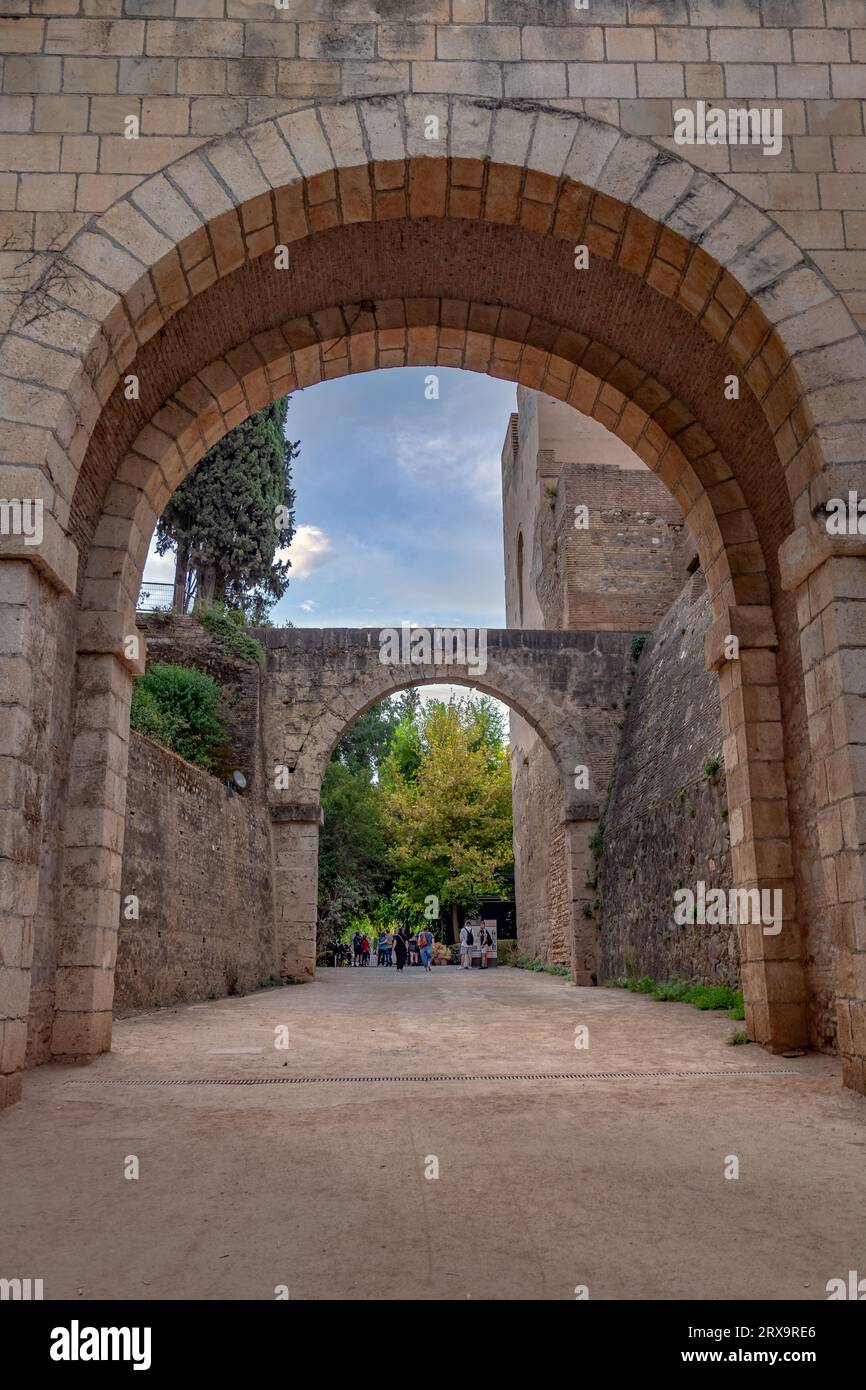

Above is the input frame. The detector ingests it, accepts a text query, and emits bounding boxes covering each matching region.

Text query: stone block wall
[1,2,865,333]
[25,588,78,1067]
[115,729,275,1009]
[111,614,275,1007]
[502,388,698,973]
[509,740,570,965]
[509,661,631,973]
[552,459,689,632]
[598,569,738,988]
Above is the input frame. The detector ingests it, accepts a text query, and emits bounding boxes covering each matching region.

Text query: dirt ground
[2,965,865,1301]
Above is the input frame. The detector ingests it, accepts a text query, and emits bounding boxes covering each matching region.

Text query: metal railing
[136,581,175,613]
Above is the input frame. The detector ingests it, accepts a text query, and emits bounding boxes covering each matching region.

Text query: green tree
[382,696,513,938]
[155,398,298,619]
[331,701,401,778]
[318,760,392,947]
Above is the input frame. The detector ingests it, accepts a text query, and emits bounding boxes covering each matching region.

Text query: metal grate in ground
[69,1067,803,1087]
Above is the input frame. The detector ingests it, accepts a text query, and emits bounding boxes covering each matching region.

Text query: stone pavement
[1,965,864,1301]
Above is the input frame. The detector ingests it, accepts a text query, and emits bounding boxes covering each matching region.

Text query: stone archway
[2,97,865,1106]
[258,626,631,983]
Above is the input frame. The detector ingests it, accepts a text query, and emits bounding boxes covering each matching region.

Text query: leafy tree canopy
[382,695,513,918]
[318,690,514,950]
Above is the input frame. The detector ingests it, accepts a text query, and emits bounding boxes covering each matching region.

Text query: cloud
[299,599,318,613]
[279,524,333,578]
[140,542,177,585]
[391,423,502,508]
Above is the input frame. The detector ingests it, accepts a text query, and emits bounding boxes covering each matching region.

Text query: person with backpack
[479,924,493,968]
[459,920,474,970]
[352,930,363,967]
[418,924,435,974]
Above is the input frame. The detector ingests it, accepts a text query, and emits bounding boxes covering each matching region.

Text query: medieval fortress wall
[500,383,832,1040]
[501,388,712,970]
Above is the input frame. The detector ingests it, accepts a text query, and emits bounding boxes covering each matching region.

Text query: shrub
[728,1029,749,1046]
[199,604,264,664]
[627,975,656,994]
[687,984,739,1011]
[129,683,174,746]
[650,979,692,1003]
[610,974,745,1018]
[130,663,227,771]
[703,758,721,778]
[513,953,570,978]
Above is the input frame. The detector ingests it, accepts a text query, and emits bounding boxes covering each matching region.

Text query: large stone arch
[1,97,865,1106]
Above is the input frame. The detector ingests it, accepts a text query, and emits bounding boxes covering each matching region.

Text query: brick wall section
[116,729,275,1009]
[1,2,865,327]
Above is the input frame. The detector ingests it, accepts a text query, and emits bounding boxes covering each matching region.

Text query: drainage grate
[70,1067,803,1088]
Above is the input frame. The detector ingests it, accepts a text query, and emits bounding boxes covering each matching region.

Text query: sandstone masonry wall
[116,729,275,1009]
[501,389,696,972]
[598,570,738,988]
[1,2,866,339]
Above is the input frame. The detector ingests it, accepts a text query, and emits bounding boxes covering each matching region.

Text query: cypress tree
[156,397,298,621]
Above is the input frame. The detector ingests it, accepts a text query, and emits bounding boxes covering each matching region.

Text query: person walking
[352,930,362,967]
[393,928,408,974]
[479,924,493,969]
[418,924,434,974]
[361,933,370,966]
[459,920,474,970]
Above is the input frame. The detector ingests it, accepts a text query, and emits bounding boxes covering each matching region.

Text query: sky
[142,365,518,709]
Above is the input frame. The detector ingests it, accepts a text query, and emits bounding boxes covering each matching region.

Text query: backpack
[465,928,474,946]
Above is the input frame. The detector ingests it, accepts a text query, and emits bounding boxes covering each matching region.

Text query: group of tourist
[350,925,436,973]
[342,921,496,972]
